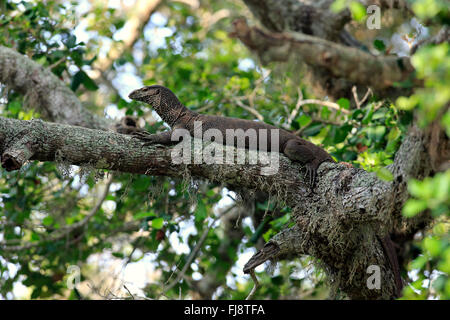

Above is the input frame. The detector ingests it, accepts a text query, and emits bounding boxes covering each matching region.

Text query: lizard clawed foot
[303,163,318,194]
[131,131,157,147]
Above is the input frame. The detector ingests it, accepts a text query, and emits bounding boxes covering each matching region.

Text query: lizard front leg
[132,130,177,146]
[283,139,321,189]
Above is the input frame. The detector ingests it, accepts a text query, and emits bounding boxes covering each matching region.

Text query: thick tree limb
[238,1,418,99]
[243,0,413,45]
[0,46,110,130]
[230,18,415,91]
[0,116,437,299]
[242,0,351,42]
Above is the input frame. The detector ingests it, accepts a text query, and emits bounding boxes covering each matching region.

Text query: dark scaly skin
[380,235,404,298]
[128,85,335,187]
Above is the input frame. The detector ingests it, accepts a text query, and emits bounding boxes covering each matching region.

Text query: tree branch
[0,114,438,299]
[242,0,351,42]
[230,18,415,91]
[0,45,110,130]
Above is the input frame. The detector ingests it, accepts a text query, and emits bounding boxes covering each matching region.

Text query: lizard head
[128,85,163,108]
[128,85,186,126]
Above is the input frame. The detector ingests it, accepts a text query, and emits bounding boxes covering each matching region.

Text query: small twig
[352,86,373,109]
[123,285,135,300]
[194,102,216,113]
[245,270,260,300]
[48,57,66,70]
[287,87,304,127]
[248,69,271,109]
[360,88,373,106]
[234,99,265,121]
[296,99,350,114]
[372,101,384,112]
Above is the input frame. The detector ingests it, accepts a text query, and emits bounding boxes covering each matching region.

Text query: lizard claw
[131,131,156,147]
[132,130,151,139]
[303,163,317,193]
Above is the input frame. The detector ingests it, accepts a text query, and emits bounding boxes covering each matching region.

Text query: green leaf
[269,214,290,230]
[64,35,77,49]
[35,56,47,66]
[250,217,270,243]
[151,217,164,230]
[337,98,350,110]
[376,167,393,181]
[374,39,386,52]
[70,70,98,91]
[134,211,156,220]
[70,71,83,91]
[372,108,387,120]
[31,232,40,242]
[330,0,347,12]
[350,1,367,21]
[411,254,428,270]
[42,216,54,226]
[432,274,448,291]
[297,114,312,127]
[8,101,22,115]
[112,252,124,258]
[334,124,352,144]
[362,105,374,124]
[302,123,323,137]
[387,127,401,142]
[80,71,99,91]
[263,229,275,242]
[367,125,386,142]
[194,199,208,222]
[423,237,442,257]
[402,199,428,217]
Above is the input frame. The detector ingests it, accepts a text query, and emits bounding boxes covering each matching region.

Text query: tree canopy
[0,0,448,300]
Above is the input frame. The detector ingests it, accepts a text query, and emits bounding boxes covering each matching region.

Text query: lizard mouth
[128,89,139,100]
[128,89,144,100]
[128,87,160,102]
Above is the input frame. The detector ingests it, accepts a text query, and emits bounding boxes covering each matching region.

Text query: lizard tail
[379,235,404,298]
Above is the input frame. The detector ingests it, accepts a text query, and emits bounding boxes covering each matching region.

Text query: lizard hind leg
[304,161,318,189]
[283,139,318,190]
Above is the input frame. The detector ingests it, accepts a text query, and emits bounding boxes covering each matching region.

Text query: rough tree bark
[237,0,417,100]
[0,114,437,299]
[0,46,110,130]
[0,40,244,299]
[0,0,447,300]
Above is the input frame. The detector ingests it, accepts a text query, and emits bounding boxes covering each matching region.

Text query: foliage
[395,0,450,300]
[0,0,448,300]
[401,171,450,299]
